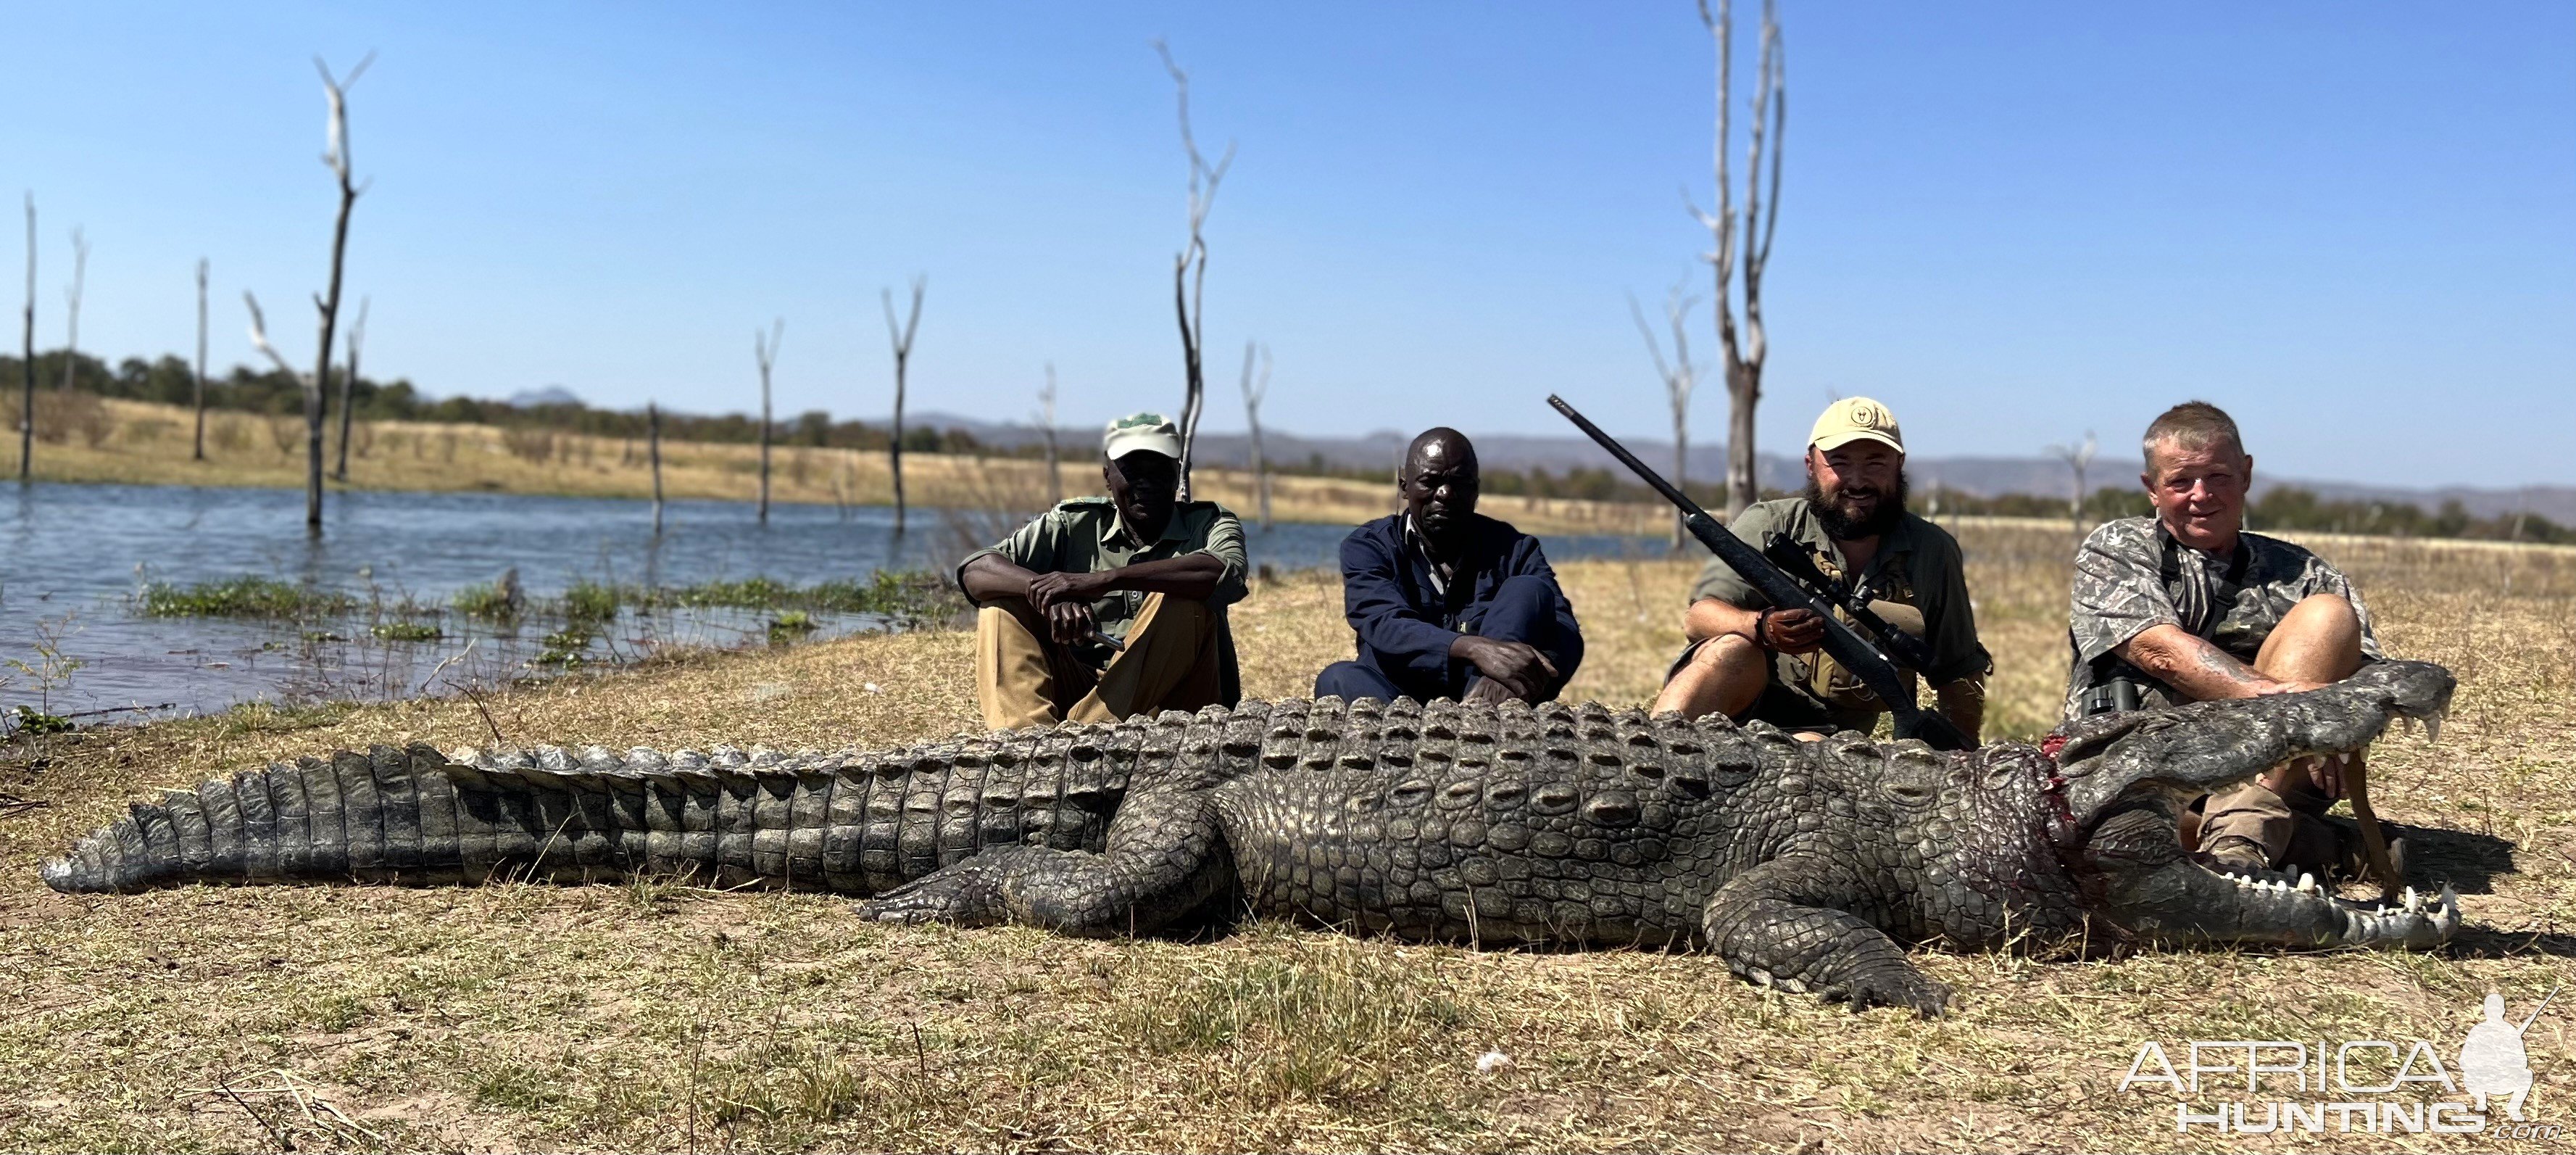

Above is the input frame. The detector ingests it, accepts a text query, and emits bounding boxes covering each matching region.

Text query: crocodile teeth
[2402,886,2422,913]
[2297,872,2319,895]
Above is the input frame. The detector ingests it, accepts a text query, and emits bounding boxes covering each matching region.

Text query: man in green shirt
[1652,397,1990,741]
[955,413,1248,731]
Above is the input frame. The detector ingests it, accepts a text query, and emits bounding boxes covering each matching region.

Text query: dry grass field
[0,397,1664,539]
[2,521,2572,1151]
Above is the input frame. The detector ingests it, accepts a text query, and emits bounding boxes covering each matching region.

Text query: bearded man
[1652,398,1990,742]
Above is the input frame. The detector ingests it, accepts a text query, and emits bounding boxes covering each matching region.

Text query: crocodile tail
[37,742,855,894]
[38,734,1129,896]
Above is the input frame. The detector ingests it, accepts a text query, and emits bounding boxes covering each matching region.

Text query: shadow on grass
[2448,928,2576,959]
[2386,820,2516,894]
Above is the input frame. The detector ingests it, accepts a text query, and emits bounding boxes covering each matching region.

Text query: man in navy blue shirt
[1316,428,1584,705]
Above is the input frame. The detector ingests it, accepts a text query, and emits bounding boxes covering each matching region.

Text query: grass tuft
[137,576,356,618]
[451,581,520,620]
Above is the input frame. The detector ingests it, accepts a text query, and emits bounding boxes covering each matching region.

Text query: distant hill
[899,409,2576,524]
[507,385,584,408]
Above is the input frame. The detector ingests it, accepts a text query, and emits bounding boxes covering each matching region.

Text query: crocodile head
[2046,658,2460,949]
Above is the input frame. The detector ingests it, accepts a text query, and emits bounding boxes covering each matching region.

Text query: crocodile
[41,660,2461,1015]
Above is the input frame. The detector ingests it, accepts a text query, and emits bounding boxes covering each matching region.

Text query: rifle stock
[1546,394,1970,751]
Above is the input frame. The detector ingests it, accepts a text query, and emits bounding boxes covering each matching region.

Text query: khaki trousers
[2198,769,2343,874]
[975,592,1225,731]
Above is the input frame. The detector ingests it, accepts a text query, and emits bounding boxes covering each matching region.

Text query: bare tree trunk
[192,258,208,460]
[1693,0,1785,519]
[16,194,30,481]
[58,227,86,393]
[1239,340,1272,529]
[753,318,781,525]
[881,278,923,534]
[304,54,374,534]
[1155,41,1234,502]
[1630,284,1701,547]
[648,401,664,535]
[2048,432,2098,545]
[1039,362,1060,506]
[333,296,367,480]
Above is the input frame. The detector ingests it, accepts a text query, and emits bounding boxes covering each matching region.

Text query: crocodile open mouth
[2066,687,2462,953]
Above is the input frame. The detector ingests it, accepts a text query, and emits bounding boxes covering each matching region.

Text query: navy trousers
[1315,574,1580,703]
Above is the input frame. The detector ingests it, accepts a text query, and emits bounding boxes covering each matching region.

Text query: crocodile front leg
[856,791,1234,936]
[1701,856,1953,1017]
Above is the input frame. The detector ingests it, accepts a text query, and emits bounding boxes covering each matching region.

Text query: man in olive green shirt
[1652,398,1990,741]
[955,413,1249,731]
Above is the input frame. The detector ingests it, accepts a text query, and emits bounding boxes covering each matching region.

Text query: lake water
[0,482,1661,724]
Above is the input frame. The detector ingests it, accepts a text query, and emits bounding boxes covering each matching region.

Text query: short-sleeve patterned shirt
[2063,516,2380,719]
[955,497,1249,650]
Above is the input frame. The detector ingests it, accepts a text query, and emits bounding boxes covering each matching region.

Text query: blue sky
[9,1,2571,487]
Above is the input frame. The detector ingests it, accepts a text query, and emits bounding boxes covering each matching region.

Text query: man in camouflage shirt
[955,413,1247,730]
[2066,400,2386,878]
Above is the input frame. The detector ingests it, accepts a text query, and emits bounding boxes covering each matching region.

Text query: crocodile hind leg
[856,791,1233,936]
[1702,856,1953,1017]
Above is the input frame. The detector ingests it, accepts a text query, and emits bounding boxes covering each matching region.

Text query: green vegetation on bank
[137,577,357,618]
[136,570,965,629]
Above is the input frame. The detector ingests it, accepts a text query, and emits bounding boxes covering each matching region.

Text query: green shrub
[453,581,520,620]
[562,581,620,624]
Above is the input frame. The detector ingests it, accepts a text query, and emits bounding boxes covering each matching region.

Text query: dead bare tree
[1690,0,1785,518]
[881,277,924,534]
[753,318,783,525]
[2046,431,2098,540]
[1153,40,1234,502]
[1238,340,1273,529]
[333,295,367,480]
[1037,362,1061,506]
[193,258,209,460]
[58,227,86,392]
[16,194,31,481]
[647,401,665,535]
[243,293,307,407]
[1629,282,1703,547]
[287,51,376,532]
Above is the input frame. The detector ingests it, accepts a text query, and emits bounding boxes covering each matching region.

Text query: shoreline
[0,397,1671,540]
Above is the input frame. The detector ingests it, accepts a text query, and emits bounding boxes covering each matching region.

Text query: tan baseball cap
[1809,397,1904,454]
[1102,412,1184,460]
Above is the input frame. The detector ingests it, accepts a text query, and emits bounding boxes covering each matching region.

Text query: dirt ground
[2,522,2571,1152]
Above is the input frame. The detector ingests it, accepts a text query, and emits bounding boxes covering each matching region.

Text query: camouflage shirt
[2063,516,2380,719]
[957,497,1249,649]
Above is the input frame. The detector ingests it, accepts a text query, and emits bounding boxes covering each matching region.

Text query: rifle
[1758,534,1940,675]
[1546,394,1972,752]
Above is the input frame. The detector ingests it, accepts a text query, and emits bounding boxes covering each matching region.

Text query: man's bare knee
[1695,633,1762,670]
[2258,594,2365,682]
[2284,594,2360,640]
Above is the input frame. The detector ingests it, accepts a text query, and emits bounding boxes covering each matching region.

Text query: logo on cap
[1102,412,1185,461]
